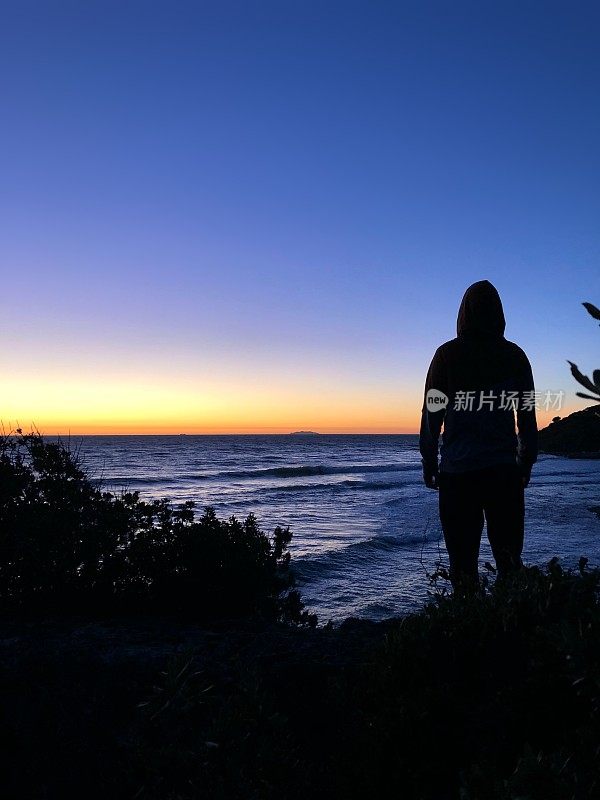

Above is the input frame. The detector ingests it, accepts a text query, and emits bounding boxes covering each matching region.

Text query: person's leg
[482,464,525,578]
[438,470,485,591]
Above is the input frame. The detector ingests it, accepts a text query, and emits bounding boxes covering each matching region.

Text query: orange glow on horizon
[1,374,421,435]
[1,372,580,436]
[2,408,574,437]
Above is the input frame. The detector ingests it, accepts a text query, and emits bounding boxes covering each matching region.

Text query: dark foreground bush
[0,430,314,623]
[3,560,600,799]
[122,562,600,799]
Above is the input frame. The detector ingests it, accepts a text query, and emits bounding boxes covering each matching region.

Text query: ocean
[75,434,599,621]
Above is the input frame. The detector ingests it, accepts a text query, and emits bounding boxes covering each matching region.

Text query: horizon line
[12,430,422,437]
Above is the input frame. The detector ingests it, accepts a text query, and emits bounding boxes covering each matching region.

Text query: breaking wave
[205,463,419,480]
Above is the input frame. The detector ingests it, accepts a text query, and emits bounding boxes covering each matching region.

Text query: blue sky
[1,1,599,432]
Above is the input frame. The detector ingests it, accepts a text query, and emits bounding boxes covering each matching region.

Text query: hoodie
[419,280,538,473]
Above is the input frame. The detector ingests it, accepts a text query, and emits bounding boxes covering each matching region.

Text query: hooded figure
[419,281,537,588]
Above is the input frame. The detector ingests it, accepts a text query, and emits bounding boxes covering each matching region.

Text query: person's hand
[520,463,532,488]
[423,465,439,490]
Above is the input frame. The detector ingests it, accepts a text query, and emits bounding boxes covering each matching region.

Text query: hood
[457,280,506,338]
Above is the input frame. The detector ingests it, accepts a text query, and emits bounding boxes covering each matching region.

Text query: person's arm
[516,351,538,487]
[419,347,447,489]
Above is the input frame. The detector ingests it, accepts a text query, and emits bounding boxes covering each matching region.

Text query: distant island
[289,430,320,436]
[538,404,600,457]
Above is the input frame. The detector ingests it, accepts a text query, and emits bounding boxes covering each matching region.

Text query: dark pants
[438,464,524,588]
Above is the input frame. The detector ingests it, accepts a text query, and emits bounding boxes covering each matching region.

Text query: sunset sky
[2,1,600,434]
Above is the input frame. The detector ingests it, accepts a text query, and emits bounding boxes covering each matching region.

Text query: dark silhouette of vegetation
[539,404,600,455]
[539,300,600,455]
[3,561,600,798]
[568,301,600,403]
[0,429,315,624]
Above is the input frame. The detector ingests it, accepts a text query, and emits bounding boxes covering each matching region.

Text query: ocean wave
[95,476,180,488]
[295,531,430,577]
[267,478,408,494]
[205,462,419,480]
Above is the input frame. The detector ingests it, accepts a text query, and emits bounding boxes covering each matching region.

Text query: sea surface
[75,435,600,621]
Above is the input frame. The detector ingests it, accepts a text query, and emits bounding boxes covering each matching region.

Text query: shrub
[0,430,315,624]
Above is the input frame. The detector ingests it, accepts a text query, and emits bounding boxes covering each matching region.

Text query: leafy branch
[568,302,600,403]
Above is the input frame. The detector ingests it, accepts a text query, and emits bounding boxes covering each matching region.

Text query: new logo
[426,389,449,412]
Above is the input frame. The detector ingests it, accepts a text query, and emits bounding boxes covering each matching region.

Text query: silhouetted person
[419,280,537,590]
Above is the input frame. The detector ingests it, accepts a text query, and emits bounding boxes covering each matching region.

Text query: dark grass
[2,563,600,799]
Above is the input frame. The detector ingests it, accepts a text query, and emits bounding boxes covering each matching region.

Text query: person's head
[457,280,506,338]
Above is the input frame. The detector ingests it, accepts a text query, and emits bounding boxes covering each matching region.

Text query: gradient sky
[2,1,599,433]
